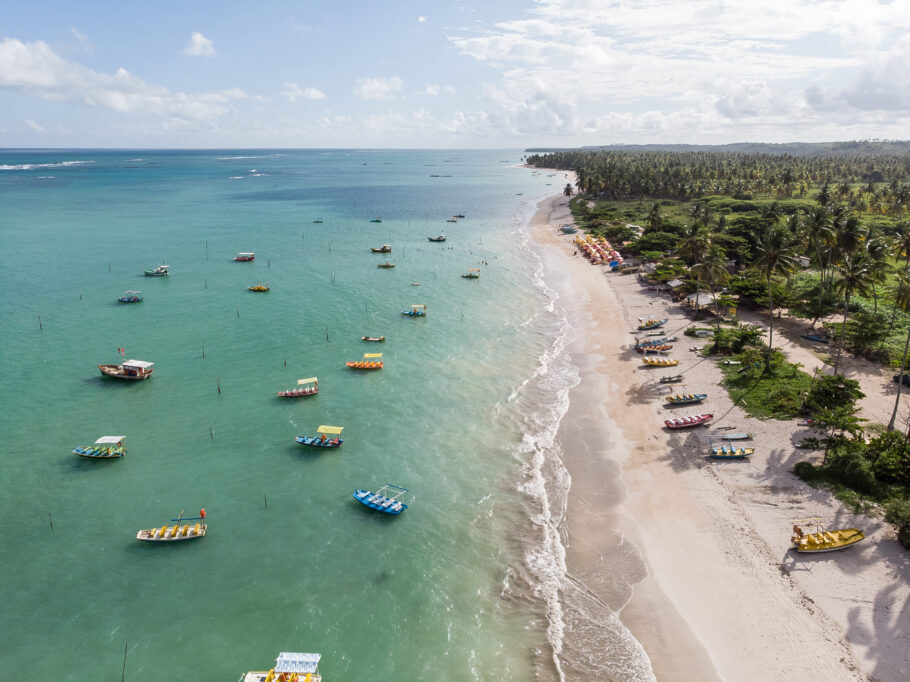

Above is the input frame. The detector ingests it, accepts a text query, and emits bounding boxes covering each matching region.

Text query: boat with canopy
[371,244,392,253]
[98,359,154,380]
[234,252,255,261]
[402,304,426,317]
[461,268,480,279]
[277,377,318,398]
[118,290,142,303]
[664,414,713,429]
[295,425,344,448]
[353,484,410,515]
[642,357,679,367]
[241,652,322,682]
[347,353,383,369]
[248,282,270,292]
[790,518,865,553]
[427,234,447,242]
[143,264,169,277]
[136,509,206,542]
[73,435,127,459]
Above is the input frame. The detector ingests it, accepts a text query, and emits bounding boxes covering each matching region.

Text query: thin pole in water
[236,304,240,318]
[217,378,221,395]
[38,316,43,331]
[325,327,329,342]
[209,426,214,441]
[48,512,53,531]
[264,493,268,509]
[267,258,271,268]
[283,353,286,368]
[202,339,205,359]
[205,239,208,261]
[122,642,128,682]
[108,263,111,273]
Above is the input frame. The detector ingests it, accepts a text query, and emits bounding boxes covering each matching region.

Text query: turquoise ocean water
[0,150,650,680]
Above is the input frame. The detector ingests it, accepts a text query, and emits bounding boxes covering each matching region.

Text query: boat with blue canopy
[73,435,126,459]
[136,509,206,542]
[118,290,142,303]
[242,651,322,682]
[353,484,409,515]
[402,304,426,317]
[295,425,344,448]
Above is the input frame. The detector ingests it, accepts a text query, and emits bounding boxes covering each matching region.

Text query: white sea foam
[0,160,94,171]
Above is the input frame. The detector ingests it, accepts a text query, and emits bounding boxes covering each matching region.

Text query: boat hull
[401,311,426,317]
[666,394,708,405]
[664,414,713,429]
[73,446,125,458]
[346,362,383,369]
[136,524,206,542]
[361,336,385,342]
[98,365,153,380]
[295,436,343,448]
[353,489,407,514]
[710,448,753,458]
[277,388,318,398]
[793,529,864,553]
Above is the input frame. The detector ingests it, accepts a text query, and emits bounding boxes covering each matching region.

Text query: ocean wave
[0,160,94,171]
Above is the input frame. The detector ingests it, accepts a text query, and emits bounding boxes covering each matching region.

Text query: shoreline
[528,186,910,680]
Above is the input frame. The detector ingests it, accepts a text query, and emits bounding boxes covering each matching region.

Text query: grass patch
[718,351,814,419]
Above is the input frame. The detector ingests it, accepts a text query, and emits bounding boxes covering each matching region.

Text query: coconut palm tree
[888,270,910,430]
[754,223,800,369]
[676,223,709,265]
[800,207,835,325]
[691,243,730,332]
[831,251,874,375]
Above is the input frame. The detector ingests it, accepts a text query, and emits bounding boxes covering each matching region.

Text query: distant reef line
[525,140,910,156]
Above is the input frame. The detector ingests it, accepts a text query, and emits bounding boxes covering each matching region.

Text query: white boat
[241,652,322,682]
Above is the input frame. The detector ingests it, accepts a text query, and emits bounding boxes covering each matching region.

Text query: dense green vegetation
[530,145,910,544]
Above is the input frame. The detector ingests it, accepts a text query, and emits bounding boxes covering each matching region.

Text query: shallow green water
[0,150,578,680]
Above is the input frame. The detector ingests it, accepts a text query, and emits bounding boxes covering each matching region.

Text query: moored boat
[402,304,426,317]
[377,259,396,269]
[665,392,707,405]
[790,519,865,553]
[664,414,713,429]
[642,357,679,367]
[369,217,382,223]
[427,234,446,242]
[313,218,323,223]
[353,484,409,515]
[248,282,270,292]
[347,353,383,369]
[277,377,318,398]
[118,290,143,303]
[455,213,465,218]
[710,445,753,459]
[371,244,392,253]
[241,652,322,682]
[136,509,206,542]
[143,264,169,277]
[461,268,480,279]
[98,359,154,380]
[446,217,458,223]
[362,335,385,342]
[73,435,127,459]
[295,425,344,448]
[637,318,667,330]
[234,252,255,261]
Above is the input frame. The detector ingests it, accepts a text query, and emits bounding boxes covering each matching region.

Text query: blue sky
[2,0,910,148]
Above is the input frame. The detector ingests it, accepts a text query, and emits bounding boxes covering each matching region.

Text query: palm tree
[863,232,892,314]
[888,270,910,431]
[754,223,800,369]
[691,244,730,332]
[832,251,874,375]
[676,223,708,265]
[800,207,835,325]
[647,202,662,231]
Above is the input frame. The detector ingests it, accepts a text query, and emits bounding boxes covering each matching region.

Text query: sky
[2,0,910,148]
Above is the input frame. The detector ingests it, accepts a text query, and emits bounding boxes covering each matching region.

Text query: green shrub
[824,443,878,494]
[884,498,910,549]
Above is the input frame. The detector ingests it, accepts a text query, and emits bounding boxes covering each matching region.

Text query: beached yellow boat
[791,519,865,553]
[642,357,679,367]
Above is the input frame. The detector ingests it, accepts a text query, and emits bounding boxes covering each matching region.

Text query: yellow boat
[248,282,270,292]
[346,353,383,370]
[137,509,206,542]
[642,357,679,367]
[242,652,322,682]
[790,518,865,553]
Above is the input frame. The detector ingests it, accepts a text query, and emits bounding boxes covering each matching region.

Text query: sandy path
[530,190,910,681]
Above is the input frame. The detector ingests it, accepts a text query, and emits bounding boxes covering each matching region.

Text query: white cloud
[0,38,244,122]
[183,32,215,57]
[418,16,427,23]
[25,118,45,133]
[354,76,403,100]
[282,82,326,101]
[70,28,94,54]
[424,83,456,96]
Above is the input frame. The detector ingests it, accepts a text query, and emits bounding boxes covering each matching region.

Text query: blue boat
[118,290,142,303]
[295,425,344,448]
[666,393,708,405]
[353,484,409,515]
[73,435,126,459]
[637,318,667,331]
[401,304,426,317]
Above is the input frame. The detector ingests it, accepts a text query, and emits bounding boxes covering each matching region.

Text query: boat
[402,304,426,317]
[277,377,318,398]
[709,445,754,459]
[118,290,142,303]
[371,244,392,253]
[665,393,707,405]
[446,217,458,223]
[790,519,865,553]
[664,414,713,429]
[802,333,829,344]
[455,213,465,218]
[717,433,754,441]
[295,425,344,448]
[313,219,323,223]
[362,336,385,342]
[642,357,679,367]
[461,269,480,279]
[346,353,383,369]
[635,336,677,347]
[369,217,382,223]
[353,484,409,515]
[427,234,447,242]
[659,374,685,384]
[73,435,126,459]
[136,509,206,542]
[241,652,322,682]
[234,252,255,261]
[636,344,672,353]
[143,264,169,277]
[98,359,154,380]
[377,260,396,269]
[248,282,270,292]
[560,224,578,234]
[637,318,667,330]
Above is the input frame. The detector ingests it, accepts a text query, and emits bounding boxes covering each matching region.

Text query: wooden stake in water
[267,258,270,268]
[121,642,128,682]
[38,316,43,331]
[216,378,221,395]
[202,339,205,359]
[264,493,268,509]
[325,327,329,342]
[209,426,214,441]
[108,263,111,273]
[236,304,240,319]
[48,512,53,531]
[283,353,287,367]
[205,279,207,289]
[205,239,208,261]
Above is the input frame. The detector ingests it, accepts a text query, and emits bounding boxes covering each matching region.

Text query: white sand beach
[530,189,910,681]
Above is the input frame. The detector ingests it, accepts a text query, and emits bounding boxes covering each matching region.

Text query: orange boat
[346,353,383,370]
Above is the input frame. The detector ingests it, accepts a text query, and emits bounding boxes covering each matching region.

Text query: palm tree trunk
[888,324,910,430]
[833,290,852,376]
[766,277,774,369]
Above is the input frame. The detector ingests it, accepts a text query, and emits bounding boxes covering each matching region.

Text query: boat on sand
[664,414,713,429]
[791,518,865,553]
